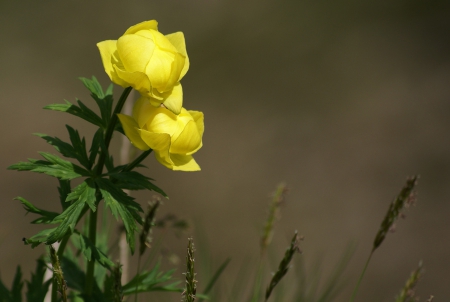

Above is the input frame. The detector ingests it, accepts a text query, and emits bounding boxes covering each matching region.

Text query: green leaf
[109,171,168,198]
[58,179,71,211]
[66,125,90,168]
[0,277,10,301]
[15,197,59,224]
[95,178,143,254]
[60,256,107,301]
[45,198,86,244]
[34,133,77,160]
[26,258,52,302]
[89,128,103,168]
[66,179,97,212]
[36,126,90,169]
[44,99,104,128]
[75,232,114,270]
[79,76,106,99]
[10,266,23,302]
[23,228,57,248]
[79,77,115,125]
[122,262,179,295]
[8,152,89,180]
[0,266,24,302]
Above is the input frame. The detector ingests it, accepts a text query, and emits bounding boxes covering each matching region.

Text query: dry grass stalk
[139,197,161,256]
[183,237,197,302]
[265,231,302,301]
[48,244,67,302]
[261,183,288,253]
[373,176,418,251]
[395,262,423,302]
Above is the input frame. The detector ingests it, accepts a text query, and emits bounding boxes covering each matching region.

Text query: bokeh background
[1,0,450,300]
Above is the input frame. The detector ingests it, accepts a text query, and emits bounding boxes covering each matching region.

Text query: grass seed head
[373,176,419,251]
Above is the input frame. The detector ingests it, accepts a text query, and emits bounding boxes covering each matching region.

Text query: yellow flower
[117,97,204,171]
[97,20,189,115]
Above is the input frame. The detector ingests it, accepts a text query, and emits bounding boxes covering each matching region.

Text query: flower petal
[124,20,158,35]
[165,32,190,79]
[114,67,151,94]
[97,40,128,87]
[117,34,155,73]
[154,151,200,171]
[188,110,205,139]
[145,108,178,136]
[117,114,149,150]
[170,120,202,155]
[138,130,171,151]
[170,154,201,171]
[161,83,183,115]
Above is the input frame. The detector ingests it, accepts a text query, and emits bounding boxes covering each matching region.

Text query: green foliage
[96,177,142,254]
[79,77,114,125]
[109,170,168,198]
[0,266,23,302]
[44,100,104,129]
[15,196,59,224]
[66,180,97,212]
[122,262,180,295]
[75,231,115,270]
[25,258,52,302]
[8,152,89,180]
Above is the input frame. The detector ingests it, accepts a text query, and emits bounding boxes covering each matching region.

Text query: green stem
[57,232,71,258]
[134,255,142,302]
[85,206,99,296]
[95,86,132,176]
[350,250,374,302]
[85,86,132,297]
[123,149,153,172]
[50,233,71,302]
[51,278,58,302]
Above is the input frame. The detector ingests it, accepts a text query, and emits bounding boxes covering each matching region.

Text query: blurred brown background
[1,0,450,301]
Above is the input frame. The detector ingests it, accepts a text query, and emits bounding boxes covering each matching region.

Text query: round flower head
[118,97,204,171]
[97,20,189,115]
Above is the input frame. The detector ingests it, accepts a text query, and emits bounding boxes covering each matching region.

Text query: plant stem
[95,86,132,176]
[85,206,99,296]
[350,250,374,302]
[85,86,132,297]
[123,149,153,172]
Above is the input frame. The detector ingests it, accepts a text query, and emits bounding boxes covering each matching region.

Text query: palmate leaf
[74,232,114,270]
[95,178,143,254]
[26,258,52,302]
[15,197,59,224]
[8,152,89,180]
[44,99,104,128]
[109,171,168,198]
